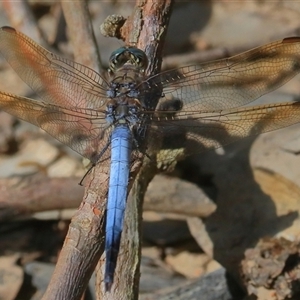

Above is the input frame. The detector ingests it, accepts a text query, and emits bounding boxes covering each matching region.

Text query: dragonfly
[1,26,300,291]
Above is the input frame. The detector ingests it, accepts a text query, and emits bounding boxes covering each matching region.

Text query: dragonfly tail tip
[105,281,112,292]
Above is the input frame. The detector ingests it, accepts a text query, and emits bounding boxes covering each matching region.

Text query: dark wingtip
[282,37,300,44]
[1,26,16,33]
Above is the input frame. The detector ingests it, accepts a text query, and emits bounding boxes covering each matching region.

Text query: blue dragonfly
[1,26,300,290]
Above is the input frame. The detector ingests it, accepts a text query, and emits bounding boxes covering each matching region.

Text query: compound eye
[109,47,148,72]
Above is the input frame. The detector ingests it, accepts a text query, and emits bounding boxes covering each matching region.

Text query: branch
[97,0,174,298]
[61,0,102,72]
[42,165,108,300]
[0,174,215,222]
[0,175,82,221]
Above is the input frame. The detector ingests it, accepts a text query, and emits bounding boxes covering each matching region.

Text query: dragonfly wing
[150,37,300,111]
[0,91,110,163]
[149,101,300,163]
[0,26,108,110]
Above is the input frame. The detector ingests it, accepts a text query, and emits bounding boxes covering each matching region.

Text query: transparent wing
[0,91,110,163]
[150,37,300,111]
[149,101,300,162]
[0,26,108,109]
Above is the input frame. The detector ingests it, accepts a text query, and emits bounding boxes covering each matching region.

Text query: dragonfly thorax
[107,64,146,99]
[105,98,142,125]
[107,79,139,99]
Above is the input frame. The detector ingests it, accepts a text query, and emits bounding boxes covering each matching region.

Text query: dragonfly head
[108,47,148,73]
